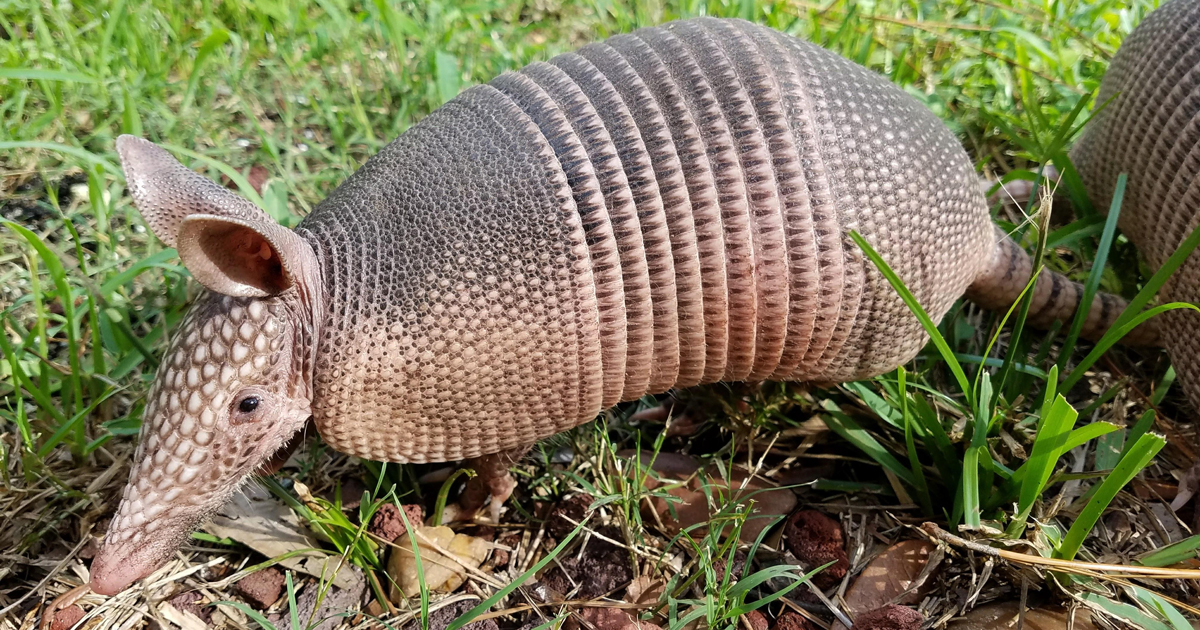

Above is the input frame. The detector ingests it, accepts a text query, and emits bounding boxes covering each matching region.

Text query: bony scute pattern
[94,15,1163,597]
[296,17,1143,463]
[91,289,310,590]
[1071,0,1200,414]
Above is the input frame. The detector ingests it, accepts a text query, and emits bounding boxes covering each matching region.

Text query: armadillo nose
[89,542,154,596]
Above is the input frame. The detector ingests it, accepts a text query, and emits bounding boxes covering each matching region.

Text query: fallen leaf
[831,540,937,630]
[850,605,923,630]
[624,575,665,606]
[576,607,664,630]
[620,450,796,543]
[205,485,358,589]
[947,602,1097,629]
[388,526,491,600]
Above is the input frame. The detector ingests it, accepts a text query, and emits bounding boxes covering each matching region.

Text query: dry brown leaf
[620,450,795,542]
[205,485,357,589]
[831,540,937,630]
[387,526,490,600]
[947,602,1097,629]
[576,608,664,630]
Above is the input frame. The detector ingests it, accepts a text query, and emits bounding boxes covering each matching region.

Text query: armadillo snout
[93,291,315,591]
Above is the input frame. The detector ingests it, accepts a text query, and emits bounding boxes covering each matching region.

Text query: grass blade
[899,368,933,515]
[820,400,916,486]
[1059,174,1125,365]
[1058,433,1165,560]
[850,230,971,404]
[0,68,97,82]
[1138,534,1200,567]
[446,516,591,630]
[1063,303,1200,392]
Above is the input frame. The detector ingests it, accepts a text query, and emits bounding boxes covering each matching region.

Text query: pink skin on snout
[92,136,321,595]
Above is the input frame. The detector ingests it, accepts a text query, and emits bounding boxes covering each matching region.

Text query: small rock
[835,540,937,626]
[772,611,815,630]
[388,526,491,600]
[578,607,664,630]
[370,503,424,542]
[50,605,84,630]
[236,567,286,609]
[743,610,769,630]
[169,591,213,624]
[711,551,747,583]
[852,605,923,630]
[948,602,1097,629]
[783,510,848,588]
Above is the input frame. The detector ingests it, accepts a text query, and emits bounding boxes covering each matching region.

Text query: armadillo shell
[1072,0,1200,416]
[298,18,992,463]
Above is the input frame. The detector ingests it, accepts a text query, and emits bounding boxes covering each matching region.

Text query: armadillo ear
[176,215,317,298]
[116,135,269,248]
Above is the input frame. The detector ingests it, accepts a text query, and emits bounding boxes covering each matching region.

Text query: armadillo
[1070,0,1200,420]
[90,16,1159,595]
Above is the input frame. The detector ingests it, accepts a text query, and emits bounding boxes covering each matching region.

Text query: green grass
[3,0,1196,628]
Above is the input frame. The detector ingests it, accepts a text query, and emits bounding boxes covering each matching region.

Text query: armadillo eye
[238,396,260,414]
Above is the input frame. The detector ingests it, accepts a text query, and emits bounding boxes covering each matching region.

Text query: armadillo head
[90,136,323,595]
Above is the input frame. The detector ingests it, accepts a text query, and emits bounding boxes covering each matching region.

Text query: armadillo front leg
[444,446,531,523]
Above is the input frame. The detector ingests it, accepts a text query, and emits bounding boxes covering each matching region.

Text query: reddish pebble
[235,567,285,609]
[169,591,212,623]
[772,611,815,630]
[853,605,923,630]
[743,610,769,630]
[783,510,848,588]
[368,503,423,542]
[50,605,84,630]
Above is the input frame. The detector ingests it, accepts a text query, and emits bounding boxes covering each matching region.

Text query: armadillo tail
[966,225,1159,347]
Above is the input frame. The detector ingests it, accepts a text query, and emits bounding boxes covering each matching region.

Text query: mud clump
[369,503,424,542]
[235,567,285,609]
[545,494,592,540]
[783,510,848,588]
[169,591,212,624]
[541,529,633,599]
[772,611,816,630]
[50,605,85,630]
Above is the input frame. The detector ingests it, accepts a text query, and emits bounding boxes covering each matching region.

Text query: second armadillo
[91,17,1148,595]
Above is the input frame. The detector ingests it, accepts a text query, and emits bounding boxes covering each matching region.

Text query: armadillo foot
[449,446,530,523]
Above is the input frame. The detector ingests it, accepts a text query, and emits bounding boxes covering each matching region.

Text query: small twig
[923,521,1200,578]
